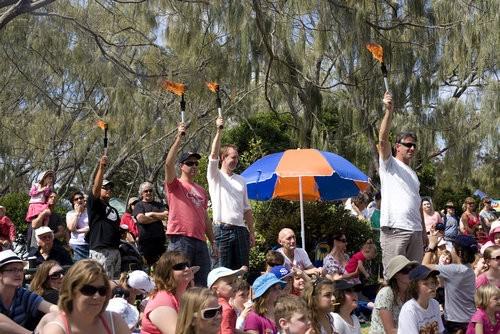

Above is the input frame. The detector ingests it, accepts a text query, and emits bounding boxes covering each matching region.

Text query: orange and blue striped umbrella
[242,149,370,201]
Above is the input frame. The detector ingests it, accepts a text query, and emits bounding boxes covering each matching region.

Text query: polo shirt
[0,287,43,327]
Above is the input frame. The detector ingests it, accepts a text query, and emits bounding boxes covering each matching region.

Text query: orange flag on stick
[96,120,108,154]
[96,119,108,130]
[162,80,187,96]
[206,82,223,129]
[366,43,389,91]
[206,82,219,93]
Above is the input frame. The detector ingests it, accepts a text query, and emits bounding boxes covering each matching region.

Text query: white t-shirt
[207,158,251,227]
[331,312,361,334]
[379,156,421,231]
[66,210,89,245]
[397,298,444,334]
[277,247,314,270]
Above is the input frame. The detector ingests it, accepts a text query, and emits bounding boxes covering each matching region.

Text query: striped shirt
[0,287,43,326]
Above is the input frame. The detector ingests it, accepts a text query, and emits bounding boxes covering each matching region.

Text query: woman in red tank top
[460,197,480,235]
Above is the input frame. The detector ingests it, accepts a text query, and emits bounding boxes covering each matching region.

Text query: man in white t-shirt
[378,92,427,275]
[276,228,322,276]
[207,117,256,270]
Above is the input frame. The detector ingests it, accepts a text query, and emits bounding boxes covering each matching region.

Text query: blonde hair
[58,259,111,314]
[475,284,500,310]
[152,251,188,296]
[176,287,217,334]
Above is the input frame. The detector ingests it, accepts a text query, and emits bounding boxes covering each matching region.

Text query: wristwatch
[424,246,436,253]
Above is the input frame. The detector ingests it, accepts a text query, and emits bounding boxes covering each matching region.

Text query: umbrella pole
[299,176,305,250]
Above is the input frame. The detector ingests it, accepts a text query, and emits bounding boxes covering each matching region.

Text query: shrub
[0,192,30,234]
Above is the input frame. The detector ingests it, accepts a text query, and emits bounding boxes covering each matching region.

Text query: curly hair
[58,259,111,314]
[30,260,60,296]
[152,251,189,296]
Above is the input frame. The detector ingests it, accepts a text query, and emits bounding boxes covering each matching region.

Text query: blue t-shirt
[0,287,43,326]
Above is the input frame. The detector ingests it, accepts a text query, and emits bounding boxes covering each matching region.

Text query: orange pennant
[366,43,384,63]
[96,119,108,130]
[162,80,186,96]
[206,82,219,93]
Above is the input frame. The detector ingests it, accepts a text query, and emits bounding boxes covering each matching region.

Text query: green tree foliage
[0,192,29,234]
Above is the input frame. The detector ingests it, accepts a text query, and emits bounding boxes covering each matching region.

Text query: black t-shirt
[133,200,166,241]
[86,193,120,250]
[28,244,73,267]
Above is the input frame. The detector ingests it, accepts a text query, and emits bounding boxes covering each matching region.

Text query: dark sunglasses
[102,186,113,191]
[183,161,199,167]
[172,262,190,271]
[80,284,108,297]
[143,189,153,193]
[48,271,64,280]
[199,305,222,320]
[399,142,417,149]
[73,196,84,201]
[489,256,500,261]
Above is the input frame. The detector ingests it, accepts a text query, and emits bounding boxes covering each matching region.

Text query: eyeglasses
[183,161,199,167]
[399,142,417,149]
[48,271,64,280]
[73,196,84,201]
[1,268,24,274]
[172,262,190,271]
[143,189,153,193]
[80,284,108,297]
[488,256,500,261]
[199,305,222,320]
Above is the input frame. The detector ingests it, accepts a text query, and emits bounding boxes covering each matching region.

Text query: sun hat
[35,226,53,240]
[409,265,440,281]
[0,250,24,269]
[252,273,285,300]
[385,255,418,281]
[207,267,245,289]
[127,270,155,294]
[270,265,292,280]
[106,297,139,329]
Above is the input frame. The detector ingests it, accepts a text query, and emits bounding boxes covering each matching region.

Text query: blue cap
[435,223,445,231]
[453,235,478,251]
[409,265,440,281]
[270,265,292,280]
[252,273,285,300]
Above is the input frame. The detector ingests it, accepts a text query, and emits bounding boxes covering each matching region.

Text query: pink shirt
[141,291,179,334]
[218,297,237,334]
[345,251,366,274]
[475,273,500,289]
[165,178,208,241]
[0,216,15,242]
[424,212,443,233]
[466,308,500,334]
[243,311,277,334]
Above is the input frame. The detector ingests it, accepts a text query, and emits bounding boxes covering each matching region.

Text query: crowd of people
[0,91,499,334]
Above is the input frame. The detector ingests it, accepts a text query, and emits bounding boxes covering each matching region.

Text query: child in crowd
[270,265,293,293]
[0,206,15,250]
[304,278,338,334]
[25,170,54,222]
[332,280,361,334]
[439,250,452,265]
[476,245,500,289]
[265,250,285,272]
[244,273,286,334]
[208,266,245,334]
[231,278,252,331]
[274,294,311,334]
[344,239,377,285]
[466,284,500,334]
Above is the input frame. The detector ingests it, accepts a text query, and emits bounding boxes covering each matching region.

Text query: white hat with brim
[207,267,245,289]
[0,250,25,269]
[106,297,139,329]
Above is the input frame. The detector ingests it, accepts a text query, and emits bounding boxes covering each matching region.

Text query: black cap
[333,279,361,291]
[178,152,201,164]
[409,265,440,281]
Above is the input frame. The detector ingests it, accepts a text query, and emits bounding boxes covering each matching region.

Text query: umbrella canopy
[241,148,370,249]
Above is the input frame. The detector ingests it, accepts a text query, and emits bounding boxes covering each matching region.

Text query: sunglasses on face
[143,189,153,194]
[199,305,222,320]
[102,186,112,191]
[80,284,108,297]
[488,256,500,261]
[172,262,190,271]
[399,142,417,149]
[183,161,199,167]
[48,271,64,280]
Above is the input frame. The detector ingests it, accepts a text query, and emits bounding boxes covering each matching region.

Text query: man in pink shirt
[164,123,218,286]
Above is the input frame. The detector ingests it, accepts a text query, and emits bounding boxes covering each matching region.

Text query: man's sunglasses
[80,284,108,296]
[172,262,190,271]
[399,142,417,149]
[48,271,64,280]
[102,186,113,191]
[198,305,222,320]
[183,161,199,167]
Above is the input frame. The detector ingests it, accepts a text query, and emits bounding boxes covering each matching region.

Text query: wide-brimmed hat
[385,255,418,281]
[252,273,285,300]
[0,250,24,269]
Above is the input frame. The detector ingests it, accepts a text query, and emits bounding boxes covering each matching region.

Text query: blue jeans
[213,224,249,270]
[70,243,89,262]
[167,235,211,287]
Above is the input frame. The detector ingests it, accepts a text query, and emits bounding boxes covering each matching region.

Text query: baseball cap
[178,152,201,164]
[252,273,285,300]
[333,279,361,291]
[453,235,478,251]
[35,226,53,238]
[127,270,155,294]
[270,265,292,280]
[102,179,114,188]
[0,250,24,269]
[385,255,418,281]
[207,267,245,289]
[409,265,440,281]
[106,297,139,329]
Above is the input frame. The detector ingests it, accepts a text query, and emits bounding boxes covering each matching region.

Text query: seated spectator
[466,284,500,334]
[66,191,89,261]
[175,287,221,334]
[274,294,311,334]
[28,227,73,268]
[277,228,322,276]
[244,273,285,334]
[369,255,418,334]
[120,197,139,239]
[332,280,362,334]
[0,250,58,331]
[344,239,377,285]
[141,251,195,334]
[264,250,285,272]
[230,278,251,331]
[476,245,500,288]
[270,265,293,294]
[324,233,357,281]
[304,278,337,334]
[110,269,155,306]
[423,234,477,333]
[0,205,15,251]
[290,269,310,297]
[397,265,444,333]
[30,260,64,304]
[41,259,129,334]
